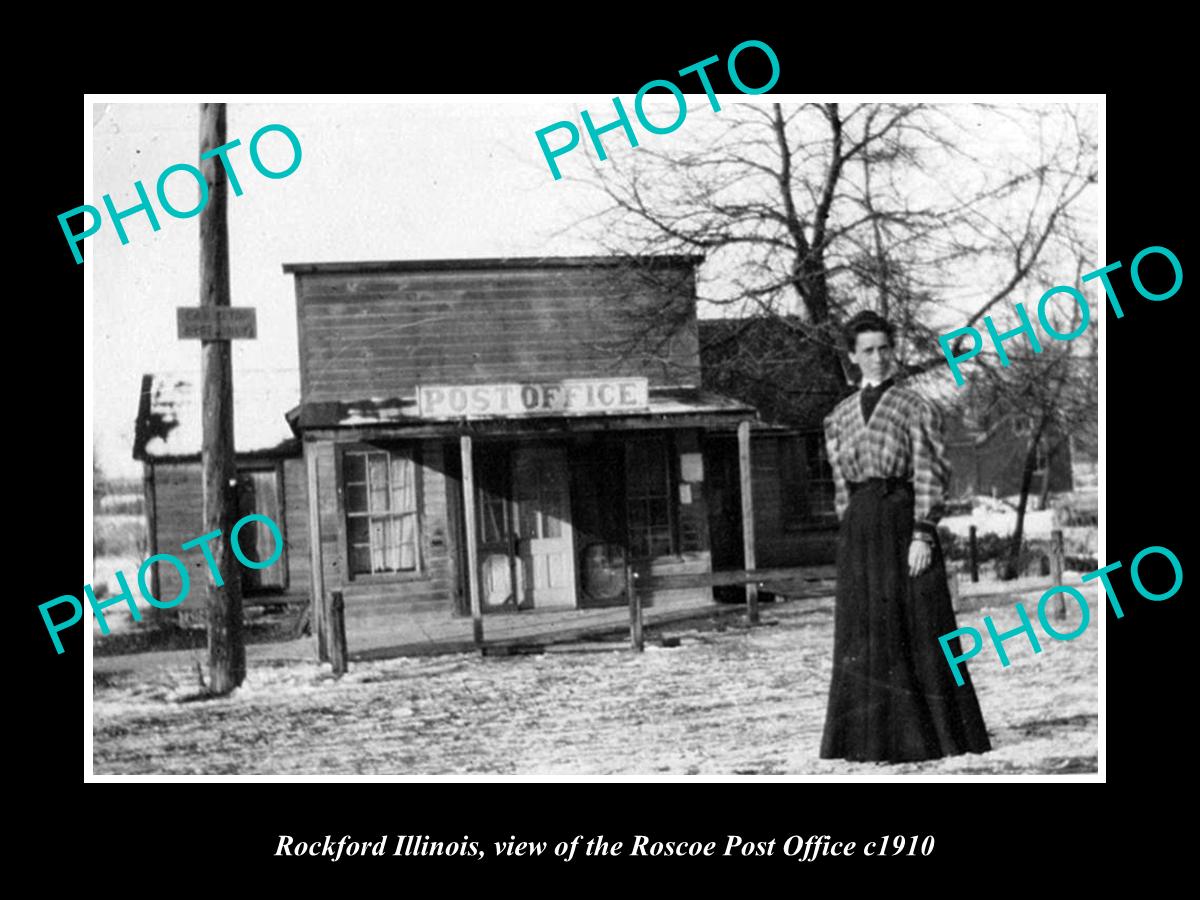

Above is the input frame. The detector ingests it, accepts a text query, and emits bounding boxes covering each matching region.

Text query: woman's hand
[908,538,932,576]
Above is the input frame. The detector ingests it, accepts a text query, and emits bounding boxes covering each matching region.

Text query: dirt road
[92,596,1097,775]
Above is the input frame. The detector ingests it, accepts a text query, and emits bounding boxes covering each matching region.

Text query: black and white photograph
[84,93,1101,777]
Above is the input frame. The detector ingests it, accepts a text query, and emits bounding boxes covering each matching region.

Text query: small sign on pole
[177,306,258,341]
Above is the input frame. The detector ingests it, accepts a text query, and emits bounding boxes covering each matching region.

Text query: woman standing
[820,311,991,763]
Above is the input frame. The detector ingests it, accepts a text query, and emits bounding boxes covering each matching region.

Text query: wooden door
[704,437,744,569]
[236,467,286,591]
[474,447,519,610]
[512,446,576,608]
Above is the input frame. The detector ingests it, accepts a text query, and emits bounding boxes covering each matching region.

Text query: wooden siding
[750,436,837,567]
[293,267,701,402]
[149,458,310,612]
[281,459,312,598]
[704,434,837,569]
[311,438,459,631]
[946,431,1074,498]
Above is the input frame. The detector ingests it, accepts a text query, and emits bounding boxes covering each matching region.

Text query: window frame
[335,442,427,584]
[624,433,679,561]
[778,434,809,533]
[781,430,839,532]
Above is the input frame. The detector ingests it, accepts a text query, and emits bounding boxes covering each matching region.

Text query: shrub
[938,528,1010,564]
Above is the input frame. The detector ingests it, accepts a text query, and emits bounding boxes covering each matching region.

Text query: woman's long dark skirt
[819,480,992,762]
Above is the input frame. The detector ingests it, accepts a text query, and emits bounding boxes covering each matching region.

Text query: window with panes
[626,437,675,559]
[804,431,838,523]
[342,448,421,576]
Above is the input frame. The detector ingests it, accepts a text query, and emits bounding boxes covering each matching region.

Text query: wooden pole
[329,590,348,676]
[305,444,327,662]
[737,420,759,624]
[969,525,979,583]
[461,435,484,645]
[627,555,643,652]
[1051,528,1065,620]
[199,102,244,695]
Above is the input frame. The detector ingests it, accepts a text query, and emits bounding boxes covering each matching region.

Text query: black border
[26,25,1191,886]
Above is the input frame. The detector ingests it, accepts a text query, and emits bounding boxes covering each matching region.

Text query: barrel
[582,543,627,601]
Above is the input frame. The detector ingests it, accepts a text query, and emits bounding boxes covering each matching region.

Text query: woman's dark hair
[843,310,895,351]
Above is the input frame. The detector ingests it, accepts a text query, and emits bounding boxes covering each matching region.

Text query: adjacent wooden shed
[132,369,311,624]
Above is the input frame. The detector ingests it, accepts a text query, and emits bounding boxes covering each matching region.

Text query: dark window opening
[626,437,675,559]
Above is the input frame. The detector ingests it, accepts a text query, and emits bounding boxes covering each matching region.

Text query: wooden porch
[338,563,838,661]
[92,566,837,676]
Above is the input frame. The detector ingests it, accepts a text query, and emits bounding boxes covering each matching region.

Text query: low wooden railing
[624,564,838,651]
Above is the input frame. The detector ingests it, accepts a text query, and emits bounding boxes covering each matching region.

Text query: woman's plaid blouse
[823,382,950,531]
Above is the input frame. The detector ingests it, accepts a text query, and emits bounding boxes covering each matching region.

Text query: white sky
[92,101,621,477]
[91,99,1097,478]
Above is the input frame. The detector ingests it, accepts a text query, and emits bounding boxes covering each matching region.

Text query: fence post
[737,420,760,624]
[460,435,484,646]
[969,525,979,583]
[329,590,348,676]
[627,557,643,653]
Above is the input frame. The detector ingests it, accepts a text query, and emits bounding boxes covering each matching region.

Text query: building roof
[133,370,302,461]
[134,369,761,460]
[281,254,705,275]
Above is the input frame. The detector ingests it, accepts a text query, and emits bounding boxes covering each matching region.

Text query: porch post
[305,442,328,661]
[737,419,759,624]
[461,434,484,645]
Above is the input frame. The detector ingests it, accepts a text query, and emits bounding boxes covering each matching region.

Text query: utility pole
[197,102,244,694]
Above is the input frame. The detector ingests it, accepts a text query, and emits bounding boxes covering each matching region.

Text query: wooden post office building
[135,256,855,652]
[281,256,760,646]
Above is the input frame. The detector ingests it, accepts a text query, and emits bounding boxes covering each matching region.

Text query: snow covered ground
[92,594,1097,777]
[90,556,155,634]
[939,492,1098,545]
[939,499,1057,540]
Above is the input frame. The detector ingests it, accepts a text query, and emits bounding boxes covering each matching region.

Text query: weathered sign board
[177,307,258,341]
[418,377,650,419]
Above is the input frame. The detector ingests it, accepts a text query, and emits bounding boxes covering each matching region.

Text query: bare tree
[964,258,1098,579]
[569,101,1098,417]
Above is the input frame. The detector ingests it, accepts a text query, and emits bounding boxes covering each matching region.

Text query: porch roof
[289,387,758,438]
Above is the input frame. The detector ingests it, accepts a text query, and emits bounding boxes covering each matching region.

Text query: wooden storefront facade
[283,256,758,646]
[134,256,849,650]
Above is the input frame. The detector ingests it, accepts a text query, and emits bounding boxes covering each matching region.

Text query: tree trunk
[1004,423,1047,580]
[1039,438,1059,509]
[770,104,847,391]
